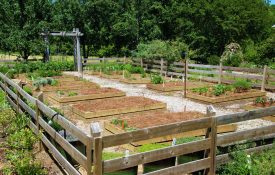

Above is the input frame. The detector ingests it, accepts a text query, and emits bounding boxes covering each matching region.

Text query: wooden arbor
[41,28,83,74]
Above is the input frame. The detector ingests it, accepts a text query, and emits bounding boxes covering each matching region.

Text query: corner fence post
[218,62,223,84]
[204,105,217,175]
[261,65,267,91]
[91,122,103,175]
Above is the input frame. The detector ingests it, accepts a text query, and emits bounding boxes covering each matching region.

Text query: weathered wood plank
[222,71,262,80]
[102,117,211,148]
[41,134,81,175]
[217,124,275,146]
[39,117,88,168]
[188,69,218,75]
[189,64,219,69]
[103,139,210,173]
[36,100,90,145]
[145,158,211,175]
[217,106,275,125]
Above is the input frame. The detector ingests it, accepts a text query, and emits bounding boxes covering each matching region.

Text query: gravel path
[64,72,274,131]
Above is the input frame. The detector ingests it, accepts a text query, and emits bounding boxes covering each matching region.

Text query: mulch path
[114,111,204,129]
[73,96,163,112]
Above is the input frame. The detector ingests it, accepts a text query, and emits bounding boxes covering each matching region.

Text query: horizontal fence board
[103,139,210,173]
[189,64,219,69]
[217,124,275,146]
[39,117,88,168]
[222,66,262,73]
[102,118,211,148]
[188,69,218,75]
[36,100,90,145]
[217,106,275,125]
[145,158,211,175]
[41,134,81,175]
[222,72,262,80]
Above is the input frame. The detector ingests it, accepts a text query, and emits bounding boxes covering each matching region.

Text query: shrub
[213,84,231,96]
[233,79,252,92]
[192,87,208,94]
[150,74,164,84]
[7,128,38,150]
[23,86,33,95]
[207,55,220,65]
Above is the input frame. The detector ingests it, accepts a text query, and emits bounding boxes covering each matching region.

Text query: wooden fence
[0,72,275,175]
[132,58,275,91]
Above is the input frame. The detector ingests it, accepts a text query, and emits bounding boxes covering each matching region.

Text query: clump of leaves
[150,74,164,84]
[57,90,65,96]
[23,86,33,96]
[68,91,78,97]
[192,87,208,94]
[0,109,16,137]
[255,97,266,105]
[213,84,232,96]
[32,77,58,88]
[7,128,38,150]
[233,79,251,93]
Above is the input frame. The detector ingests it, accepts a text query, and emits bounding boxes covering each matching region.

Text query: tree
[0,0,52,60]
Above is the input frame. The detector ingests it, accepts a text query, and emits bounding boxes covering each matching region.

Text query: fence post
[140,58,143,68]
[261,65,267,91]
[203,105,217,175]
[15,88,20,113]
[35,93,43,152]
[218,62,223,84]
[91,123,103,175]
[184,59,188,98]
[161,58,164,75]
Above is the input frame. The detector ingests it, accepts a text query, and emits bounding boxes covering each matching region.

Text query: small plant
[150,74,164,84]
[255,97,267,106]
[68,91,78,97]
[213,84,231,96]
[7,128,38,150]
[192,87,208,94]
[233,79,252,93]
[141,72,147,78]
[124,70,131,79]
[23,86,33,95]
[57,90,65,96]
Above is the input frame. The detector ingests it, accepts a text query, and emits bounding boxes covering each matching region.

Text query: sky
[271,0,275,4]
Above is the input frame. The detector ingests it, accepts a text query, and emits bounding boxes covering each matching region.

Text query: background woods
[0,0,274,66]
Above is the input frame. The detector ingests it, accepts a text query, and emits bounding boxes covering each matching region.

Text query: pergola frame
[41,28,83,74]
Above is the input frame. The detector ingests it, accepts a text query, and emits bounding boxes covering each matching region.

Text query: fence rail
[132,58,275,91]
[0,72,275,175]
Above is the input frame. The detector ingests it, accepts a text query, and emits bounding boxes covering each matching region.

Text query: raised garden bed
[104,111,237,149]
[242,97,275,122]
[187,82,266,103]
[40,81,100,92]
[47,88,126,107]
[147,81,211,92]
[72,96,167,119]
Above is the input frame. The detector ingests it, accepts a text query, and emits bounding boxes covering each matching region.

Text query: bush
[207,55,220,65]
[7,128,38,150]
[213,84,231,96]
[150,74,164,84]
[233,79,252,92]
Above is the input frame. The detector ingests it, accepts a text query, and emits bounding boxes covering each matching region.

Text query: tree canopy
[0,0,274,65]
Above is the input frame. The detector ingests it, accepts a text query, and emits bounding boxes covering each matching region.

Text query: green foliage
[233,79,252,92]
[213,84,232,96]
[68,91,78,97]
[192,87,208,94]
[176,137,202,145]
[137,143,169,153]
[134,40,188,62]
[0,109,16,137]
[207,55,221,65]
[111,118,136,132]
[33,77,57,88]
[150,74,164,84]
[4,150,47,175]
[103,152,124,161]
[255,97,266,105]
[23,86,33,95]
[7,128,38,150]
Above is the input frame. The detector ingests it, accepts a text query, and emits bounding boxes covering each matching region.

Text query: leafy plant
[233,79,252,93]
[150,74,164,84]
[57,90,65,96]
[255,97,267,105]
[23,86,33,95]
[213,84,231,96]
[192,87,208,94]
[68,91,78,97]
[7,128,38,150]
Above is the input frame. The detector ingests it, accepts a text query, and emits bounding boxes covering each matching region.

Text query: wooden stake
[218,62,222,84]
[261,65,267,91]
[184,59,188,98]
